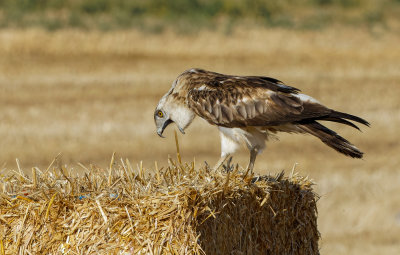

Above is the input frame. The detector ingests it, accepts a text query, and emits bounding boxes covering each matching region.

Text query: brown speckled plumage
[155,68,369,170]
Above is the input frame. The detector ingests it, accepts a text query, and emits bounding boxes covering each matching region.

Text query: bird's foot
[222,156,235,173]
[213,154,231,172]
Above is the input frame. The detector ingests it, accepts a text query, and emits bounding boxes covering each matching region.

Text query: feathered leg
[215,127,240,171]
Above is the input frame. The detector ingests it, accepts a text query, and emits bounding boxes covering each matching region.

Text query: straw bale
[0,159,319,254]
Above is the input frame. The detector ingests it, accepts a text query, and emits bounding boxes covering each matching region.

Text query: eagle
[154,68,369,172]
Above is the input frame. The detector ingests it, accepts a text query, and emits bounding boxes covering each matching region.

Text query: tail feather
[298,121,364,158]
[302,110,370,131]
[317,116,361,130]
[328,110,370,127]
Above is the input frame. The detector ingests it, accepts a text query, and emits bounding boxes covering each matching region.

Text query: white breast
[218,126,269,157]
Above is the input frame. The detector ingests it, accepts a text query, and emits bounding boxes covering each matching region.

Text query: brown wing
[184,69,331,127]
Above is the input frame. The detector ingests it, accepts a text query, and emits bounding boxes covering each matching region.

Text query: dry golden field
[0,27,399,254]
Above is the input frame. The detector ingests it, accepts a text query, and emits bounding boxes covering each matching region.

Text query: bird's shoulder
[178,68,300,96]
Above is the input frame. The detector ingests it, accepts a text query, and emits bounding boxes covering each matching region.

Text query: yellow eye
[157,111,164,118]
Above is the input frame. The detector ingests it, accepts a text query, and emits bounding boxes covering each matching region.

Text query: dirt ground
[0,27,399,254]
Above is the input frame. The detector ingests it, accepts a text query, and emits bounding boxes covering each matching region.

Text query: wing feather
[245,103,256,119]
[203,99,212,113]
[221,104,234,122]
[236,104,247,119]
[212,104,220,120]
[183,69,331,127]
[255,101,264,114]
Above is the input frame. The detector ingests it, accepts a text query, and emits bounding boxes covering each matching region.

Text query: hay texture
[0,157,319,254]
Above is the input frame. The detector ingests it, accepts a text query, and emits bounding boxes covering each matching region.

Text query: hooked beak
[157,119,173,138]
[156,119,186,138]
[178,126,185,135]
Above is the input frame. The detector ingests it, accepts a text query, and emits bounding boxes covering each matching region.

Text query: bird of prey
[154,68,369,172]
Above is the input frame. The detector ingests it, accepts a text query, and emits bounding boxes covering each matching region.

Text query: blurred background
[0,0,399,254]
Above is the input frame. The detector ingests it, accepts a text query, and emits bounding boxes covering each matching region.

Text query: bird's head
[154,90,195,138]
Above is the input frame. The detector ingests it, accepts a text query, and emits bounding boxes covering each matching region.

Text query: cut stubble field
[0,27,400,254]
